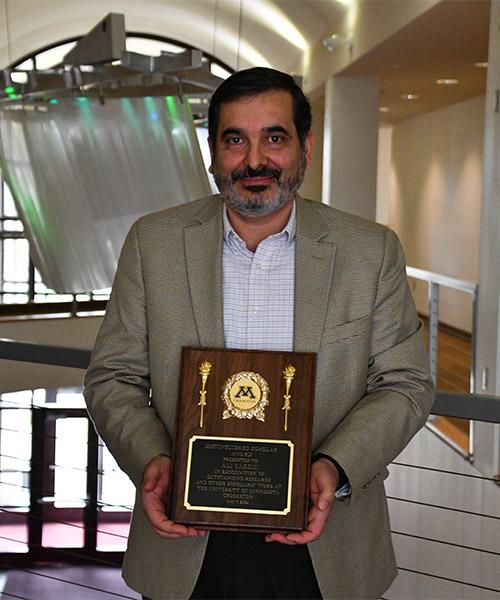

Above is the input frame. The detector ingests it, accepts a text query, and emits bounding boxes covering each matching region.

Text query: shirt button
[252,306,259,315]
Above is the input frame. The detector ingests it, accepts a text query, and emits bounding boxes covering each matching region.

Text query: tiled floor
[0,565,140,599]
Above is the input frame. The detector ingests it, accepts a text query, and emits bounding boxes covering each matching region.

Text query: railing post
[428,282,440,385]
[469,286,479,459]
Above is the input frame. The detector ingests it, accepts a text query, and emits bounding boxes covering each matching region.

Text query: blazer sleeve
[83,222,171,488]
[315,228,434,498]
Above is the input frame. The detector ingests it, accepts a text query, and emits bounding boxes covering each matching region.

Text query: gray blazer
[84,195,433,599]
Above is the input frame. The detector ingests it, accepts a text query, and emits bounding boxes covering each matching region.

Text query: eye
[268,134,284,144]
[227,136,243,145]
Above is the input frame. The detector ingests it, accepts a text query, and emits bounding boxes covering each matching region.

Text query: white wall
[388,95,485,333]
[0,315,102,392]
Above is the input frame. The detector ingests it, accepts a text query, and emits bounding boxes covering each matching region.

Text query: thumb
[317,487,335,511]
[143,460,165,493]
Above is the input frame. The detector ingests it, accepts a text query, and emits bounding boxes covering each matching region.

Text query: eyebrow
[263,125,289,135]
[221,127,244,138]
[220,125,291,138]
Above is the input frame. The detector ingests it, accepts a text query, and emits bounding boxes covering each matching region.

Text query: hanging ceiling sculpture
[0,13,219,292]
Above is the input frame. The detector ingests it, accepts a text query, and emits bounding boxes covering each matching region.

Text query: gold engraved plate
[222,371,269,421]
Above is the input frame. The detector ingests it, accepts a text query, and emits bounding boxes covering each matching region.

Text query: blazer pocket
[322,314,372,344]
[361,466,390,491]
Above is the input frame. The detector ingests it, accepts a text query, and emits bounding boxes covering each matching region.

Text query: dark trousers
[191,531,321,599]
[143,531,321,599]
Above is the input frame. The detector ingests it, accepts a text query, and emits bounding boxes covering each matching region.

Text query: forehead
[217,90,295,135]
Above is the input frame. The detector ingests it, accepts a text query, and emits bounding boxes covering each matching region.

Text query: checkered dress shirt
[222,203,296,351]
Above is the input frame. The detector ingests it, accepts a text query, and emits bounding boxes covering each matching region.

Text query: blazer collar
[184,196,225,348]
[184,194,337,354]
[294,196,337,353]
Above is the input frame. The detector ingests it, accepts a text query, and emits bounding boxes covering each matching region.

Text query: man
[84,67,433,599]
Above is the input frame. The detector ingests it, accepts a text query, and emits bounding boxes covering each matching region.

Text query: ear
[304,131,313,169]
[208,137,215,173]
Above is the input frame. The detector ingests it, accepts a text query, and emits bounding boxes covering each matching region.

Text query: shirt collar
[222,200,296,246]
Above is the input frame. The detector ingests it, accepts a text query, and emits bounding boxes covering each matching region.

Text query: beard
[212,151,307,218]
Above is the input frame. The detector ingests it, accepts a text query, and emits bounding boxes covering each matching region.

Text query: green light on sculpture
[7,93,17,99]
[165,96,180,122]
[4,86,15,94]
[48,98,59,104]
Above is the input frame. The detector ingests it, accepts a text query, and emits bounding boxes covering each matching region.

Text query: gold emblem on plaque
[222,371,269,421]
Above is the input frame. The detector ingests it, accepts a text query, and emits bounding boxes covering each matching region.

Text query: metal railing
[406,266,478,458]
[0,339,499,598]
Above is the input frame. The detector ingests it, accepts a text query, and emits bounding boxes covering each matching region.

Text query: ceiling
[340,0,491,123]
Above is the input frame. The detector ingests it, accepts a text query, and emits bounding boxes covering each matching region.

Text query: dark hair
[208,67,312,148]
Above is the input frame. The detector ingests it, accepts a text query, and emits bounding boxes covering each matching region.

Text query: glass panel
[42,515,84,549]
[210,62,231,80]
[53,418,87,508]
[3,282,29,292]
[97,445,133,551]
[126,36,184,56]
[91,287,111,299]
[0,408,31,511]
[96,512,130,552]
[3,219,23,232]
[2,293,28,303]
[99,446,135,511]
[10,72,29,84]
[0,391,34,409]
[2,183,17,217]
[0,512,28,553]
[35,42,77,70]
[0,471,29,508]
[14,58,34,71]
[3,239,29,282]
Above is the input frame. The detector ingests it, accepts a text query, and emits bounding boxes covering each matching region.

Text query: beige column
[322,76,379,220]
[475,0,500,477]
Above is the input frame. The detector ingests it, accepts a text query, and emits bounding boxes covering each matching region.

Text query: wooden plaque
[168,347,316,532]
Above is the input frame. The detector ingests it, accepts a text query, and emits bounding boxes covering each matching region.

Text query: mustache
[231,165,281,182]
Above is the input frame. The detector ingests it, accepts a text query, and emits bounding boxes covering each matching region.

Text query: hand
[265,457,338,545]
[142,454,207,539]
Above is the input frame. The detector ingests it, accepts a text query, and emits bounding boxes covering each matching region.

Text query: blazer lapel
[184,200,225,348]
[294,198,337,353]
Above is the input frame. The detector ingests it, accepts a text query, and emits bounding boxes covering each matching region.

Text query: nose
[245,140,267,170]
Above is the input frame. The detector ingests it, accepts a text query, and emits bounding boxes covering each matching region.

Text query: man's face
[209,90,312,217]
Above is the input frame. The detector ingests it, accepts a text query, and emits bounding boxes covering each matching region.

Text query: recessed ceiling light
[379,106,389,112]
[401,94,419,101]
[475,62,488,68]
[436,78,459,85]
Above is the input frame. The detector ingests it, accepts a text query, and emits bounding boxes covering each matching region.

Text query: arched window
[0,34,231,306]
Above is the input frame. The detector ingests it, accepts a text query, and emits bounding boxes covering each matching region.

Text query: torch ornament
[282,364,296,432]
[198,360,212,427]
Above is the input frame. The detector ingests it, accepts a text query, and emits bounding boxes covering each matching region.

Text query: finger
[265,533,297,545]
[151,513,197,536]
[283,505,330,545]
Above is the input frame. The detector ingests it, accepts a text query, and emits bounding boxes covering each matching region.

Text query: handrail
[0,299,107,318]
[1,338,500,427]
[0,338,91,369]
[406,264,479,458]
[406,266,477,294]
[433,390,500,424]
